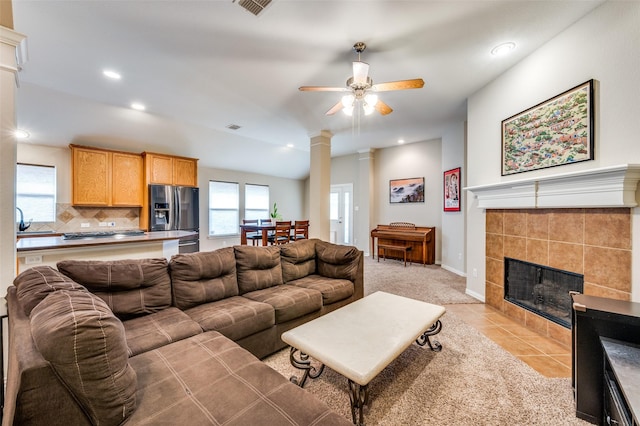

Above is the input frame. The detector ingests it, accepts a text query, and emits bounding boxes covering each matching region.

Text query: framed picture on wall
[501,79,594,175]
[444,167,461,212]
[389,177,424,203]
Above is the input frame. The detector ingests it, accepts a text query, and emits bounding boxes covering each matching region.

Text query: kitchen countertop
[16,230,198,252]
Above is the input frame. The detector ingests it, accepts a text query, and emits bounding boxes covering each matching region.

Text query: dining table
[239,222,308,246]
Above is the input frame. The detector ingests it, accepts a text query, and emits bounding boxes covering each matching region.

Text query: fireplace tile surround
[485,208,632,346]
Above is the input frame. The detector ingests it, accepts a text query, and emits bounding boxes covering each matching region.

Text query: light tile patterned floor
[446,303,572,378]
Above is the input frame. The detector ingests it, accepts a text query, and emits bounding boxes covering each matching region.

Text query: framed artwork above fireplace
[501,79,595,176]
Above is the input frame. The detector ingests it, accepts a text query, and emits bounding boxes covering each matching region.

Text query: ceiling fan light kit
[299,42,424,117]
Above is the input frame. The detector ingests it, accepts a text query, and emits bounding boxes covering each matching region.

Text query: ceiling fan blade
[299,86,348,92]
[372,79,425,92]
[325,101,344,116]
[375,100,393,115]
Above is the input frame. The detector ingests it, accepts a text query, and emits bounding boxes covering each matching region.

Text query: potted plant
[270,202,282,222]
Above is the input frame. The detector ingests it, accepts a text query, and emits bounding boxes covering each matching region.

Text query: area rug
[264,312,587,425]
[363,256,479,305]
[263,257,589,425]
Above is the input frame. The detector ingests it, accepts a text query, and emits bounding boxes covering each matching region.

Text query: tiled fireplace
[485,208,631,347]
[468,165,640,347]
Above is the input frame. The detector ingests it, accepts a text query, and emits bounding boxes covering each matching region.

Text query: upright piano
[370,222,436,265]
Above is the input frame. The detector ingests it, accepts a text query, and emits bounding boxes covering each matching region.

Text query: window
[245,184,269,221]
[16,164,56,223]
[209,181,239,236]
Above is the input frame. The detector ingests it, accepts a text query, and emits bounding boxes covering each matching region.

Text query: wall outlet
[81,222,90,228]
[25,255,43,265]
[108,222,116,227]
[99,222,107,227]
[458,252,462,260]
[473,268,478,277]
[222,241,227,247]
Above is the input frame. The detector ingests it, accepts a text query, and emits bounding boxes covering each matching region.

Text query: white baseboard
[440,264,466,277]
[465,288,485,302]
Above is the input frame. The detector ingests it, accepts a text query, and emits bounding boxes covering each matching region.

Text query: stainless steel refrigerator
[149,184,199,253]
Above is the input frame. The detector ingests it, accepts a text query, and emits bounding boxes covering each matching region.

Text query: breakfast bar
[16,230,196,273]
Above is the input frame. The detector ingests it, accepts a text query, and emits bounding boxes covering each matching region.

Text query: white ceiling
[12,0,604,180]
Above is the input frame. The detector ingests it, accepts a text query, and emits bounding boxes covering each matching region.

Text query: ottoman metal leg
[288,347,325,387]
[348,379,368,425]
[416,319,443,352]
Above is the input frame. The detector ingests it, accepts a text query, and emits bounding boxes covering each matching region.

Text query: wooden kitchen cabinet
[111,152,144,206]
[143,152,198,187]
[70,145,143,207]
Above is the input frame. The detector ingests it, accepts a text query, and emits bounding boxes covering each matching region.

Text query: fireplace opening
[504,257,584,328]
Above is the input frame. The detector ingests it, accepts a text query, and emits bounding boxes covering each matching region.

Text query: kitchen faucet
[16,207,31,232]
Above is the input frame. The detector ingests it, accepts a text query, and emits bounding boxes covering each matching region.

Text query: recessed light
[14,129,30,139]
[491,42,516,56]
[398,139,405,144]
[130,102,146,111]
[286,143,294,148]
[103,69,121,80]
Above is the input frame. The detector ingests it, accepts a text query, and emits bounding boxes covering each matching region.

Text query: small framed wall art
[389,177,424,204]
[443,167,461,212]
[501,79,594,176]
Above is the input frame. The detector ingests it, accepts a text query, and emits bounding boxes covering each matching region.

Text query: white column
[0,26,27,294]
[357,149,375,255]
[309,130,331,241]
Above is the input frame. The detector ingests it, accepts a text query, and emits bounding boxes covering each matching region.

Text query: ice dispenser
[152,203,171,229]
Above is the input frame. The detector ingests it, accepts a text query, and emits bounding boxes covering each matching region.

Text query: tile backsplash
[23,204,141,233]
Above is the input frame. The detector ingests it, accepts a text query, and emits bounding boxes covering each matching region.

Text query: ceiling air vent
[226,124,242,130]
[236,0,272,16]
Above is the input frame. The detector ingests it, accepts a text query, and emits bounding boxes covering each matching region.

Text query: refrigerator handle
[174,187,181,230]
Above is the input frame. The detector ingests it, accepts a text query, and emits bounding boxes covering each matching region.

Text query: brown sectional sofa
[3,239,362,426]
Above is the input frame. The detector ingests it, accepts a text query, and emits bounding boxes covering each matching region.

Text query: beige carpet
[264,257,589,425]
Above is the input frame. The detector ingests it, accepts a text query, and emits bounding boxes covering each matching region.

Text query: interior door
[329,184,353,245]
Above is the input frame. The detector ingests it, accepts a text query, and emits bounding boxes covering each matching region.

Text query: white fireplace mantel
[465,164,640,209]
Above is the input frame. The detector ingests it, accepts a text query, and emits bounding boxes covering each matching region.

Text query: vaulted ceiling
[12,0,604,179]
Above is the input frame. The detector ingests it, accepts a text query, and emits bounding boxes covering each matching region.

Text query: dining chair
[269,221,291,245]
[290,220,309,241]
[242,219,261,246]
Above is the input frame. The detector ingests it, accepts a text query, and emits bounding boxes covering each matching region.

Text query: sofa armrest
[4,288,90,426]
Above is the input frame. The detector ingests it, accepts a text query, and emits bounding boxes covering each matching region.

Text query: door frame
[330,183,353,245]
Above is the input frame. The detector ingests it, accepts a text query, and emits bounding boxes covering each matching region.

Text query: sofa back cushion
[30,289,137,426]
[316,241,360,281]
[280,238,317,282]
[169,247,239,310]
[234,245,283,294]
[13,266,88,316]
[57,258,171,320]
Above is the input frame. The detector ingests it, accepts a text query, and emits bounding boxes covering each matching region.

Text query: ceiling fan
[299,42,424,116]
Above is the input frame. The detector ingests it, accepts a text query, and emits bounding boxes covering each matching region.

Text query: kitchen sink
[62,230,146,240]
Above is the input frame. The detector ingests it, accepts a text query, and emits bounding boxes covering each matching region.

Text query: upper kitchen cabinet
[70,145,143,207]
[143,152,198,187]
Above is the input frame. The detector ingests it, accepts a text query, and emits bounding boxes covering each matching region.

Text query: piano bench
[377,244,412,267]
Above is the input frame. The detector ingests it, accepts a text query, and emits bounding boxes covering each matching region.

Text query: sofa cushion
[13,266,88,316]
[30,289,137,426]
[57,258,171,320]
[126,331,350,425]
[123,307,203,357]
[287,274,354,305]
[169,247,239,310]
[315,241,360,281]
[184,296,274,341]
[234,245,283,294]
[243,285,322,323]
[280,238,317,282]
